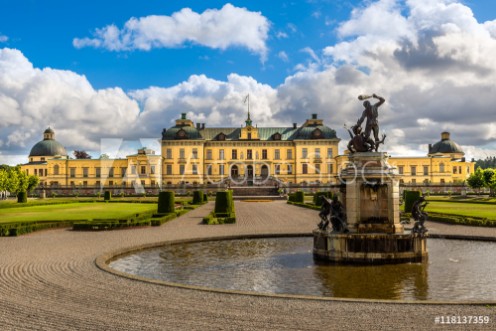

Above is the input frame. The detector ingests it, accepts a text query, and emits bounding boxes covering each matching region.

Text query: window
[302,164,308,174]
[262,149,267,159]
[275,164,280,175]
[70,181,75,187]
[179,148,185,159]
[166,164,172,175]
[140,180,145,186]
[219,164,225,175]
[70,167,76,178]
[287,164,293,175]
[53,165,60,175]
[458,166,462,174]
[151,165,156,174]
[45,169,48,177]
[411,179,416,184]
[34,169,37,176]
[108,168,114,177]
[95,180,100,187]
[140,166,146,175]
[130,166,135,175]
[41,157,45,161]
[274,149,280,160]
[165,148,172,159]
[219,149,225,160]
[232,149,238,160]
[192,164,198,175]
[121,167,127,177]
[453,166,457,174]
[410,166,416,176]
[315,148,321,158]
[287,149,293,160]
[206,149,212,160]
[109,181,113,186]
[439,163,445,173]
[207,165,212,176]
[151,180,156,186]
[192,148,198,159]
[327,148,333,158]
[247,133,252,140]
[327,164,333,174]
[82,181,88,187]
[83,167,89,178]
[247,149,253,160]
[179,165,185,175]
[440,179,445,184]
[302,148,308,159]
[315,163,321,174]
[398,166,404,175]
[423,166,429,176]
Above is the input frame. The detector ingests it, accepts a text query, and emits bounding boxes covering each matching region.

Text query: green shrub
[192,190,204,204]
[294,191,305,203]
[104,191,111,201]
[158,191,175,213]
[17,191,27,203]
[214,190,233,214]
[404,190,421,213]
[203,192,208,202]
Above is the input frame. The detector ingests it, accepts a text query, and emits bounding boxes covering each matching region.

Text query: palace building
[21,113,474,190]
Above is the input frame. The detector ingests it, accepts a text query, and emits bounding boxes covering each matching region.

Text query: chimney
[311,114,318,119]
[441,132,450,140]
[196,123,201,129]
[293,123,297,129]
[201,123,205,129]
[181,113,187,120]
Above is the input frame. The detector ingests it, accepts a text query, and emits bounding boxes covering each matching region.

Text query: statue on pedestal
[346,94,387,152]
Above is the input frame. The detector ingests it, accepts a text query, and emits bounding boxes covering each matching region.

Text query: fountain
[313,94,428,264]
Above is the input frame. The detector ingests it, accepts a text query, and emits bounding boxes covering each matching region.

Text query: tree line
[467,167,496,196]
[0,165,40,202]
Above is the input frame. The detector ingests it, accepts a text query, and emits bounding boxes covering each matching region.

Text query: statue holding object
[347,93,387,153]
[411,196,428,236]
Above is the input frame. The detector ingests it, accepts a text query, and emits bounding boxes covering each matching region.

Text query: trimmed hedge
[288,191,305,203]
[428,212,496,227]
[73,211,154,231]
[287,200,321,210]
[17,191,27,203]
[192,190,206,205]
[158,191,175,213]
[404,190,421,213]
[204,190,236,224]
[0,221,72,237]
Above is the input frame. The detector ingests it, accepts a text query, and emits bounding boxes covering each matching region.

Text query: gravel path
[1,200,495,330]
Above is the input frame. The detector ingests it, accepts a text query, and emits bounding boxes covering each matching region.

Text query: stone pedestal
[313,152,428,264]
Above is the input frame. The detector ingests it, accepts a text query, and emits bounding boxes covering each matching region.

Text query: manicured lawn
[0,202,156,223]
[425,201,496,220]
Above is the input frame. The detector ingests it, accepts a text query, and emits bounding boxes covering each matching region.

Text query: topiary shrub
[104,191,111,201]
[203,192,208,202]
[404,190,421,213]
[192,190,204,205]
[17,191,27,203]
[294,191,305,203]
[158,191,175,214]
[214,190,233,215]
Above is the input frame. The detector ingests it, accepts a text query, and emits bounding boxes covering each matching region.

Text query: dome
[29,128,67,157]
[428,132,464,155]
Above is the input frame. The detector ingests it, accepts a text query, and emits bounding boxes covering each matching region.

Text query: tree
[467,167,485,194]
[99,153,110,160]
[73,150,92,159]
[482,168,496,197]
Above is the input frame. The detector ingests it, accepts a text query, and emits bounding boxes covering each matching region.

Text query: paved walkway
[1,201,496,330]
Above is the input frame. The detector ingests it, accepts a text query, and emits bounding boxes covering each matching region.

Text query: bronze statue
[346,124,373,153]
[350,93,386,152]
[318,196,348,233]
[411,196,428,235]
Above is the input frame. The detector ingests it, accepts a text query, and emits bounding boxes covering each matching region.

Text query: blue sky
[1,0,496,163]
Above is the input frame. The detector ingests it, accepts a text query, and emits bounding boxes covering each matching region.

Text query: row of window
[164,148,334,160]
[164,163,334,176]
[397,164,468,175]
[64,180,158,187]
[62,165,157,178]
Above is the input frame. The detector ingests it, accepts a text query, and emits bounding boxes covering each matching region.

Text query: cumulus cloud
[3,0,496,164]
[0,48,140,155]
[73,4,270,60]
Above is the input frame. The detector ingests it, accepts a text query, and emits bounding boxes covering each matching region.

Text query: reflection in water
[110,238,496,301]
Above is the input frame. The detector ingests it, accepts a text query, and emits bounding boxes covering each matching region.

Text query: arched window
[439,163,445,173]
[53,165,59,175]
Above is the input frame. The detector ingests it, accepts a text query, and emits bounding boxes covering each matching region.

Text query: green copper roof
[29,139,67,157]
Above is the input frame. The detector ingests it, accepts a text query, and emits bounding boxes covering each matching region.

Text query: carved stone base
[313,229,428,264]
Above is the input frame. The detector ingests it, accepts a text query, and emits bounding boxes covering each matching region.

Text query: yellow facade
[21,117,474,190]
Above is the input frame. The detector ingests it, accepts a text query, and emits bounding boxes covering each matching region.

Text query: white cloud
[0,34,8,43]
[73,4,270,60]
[278,51,289,62]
